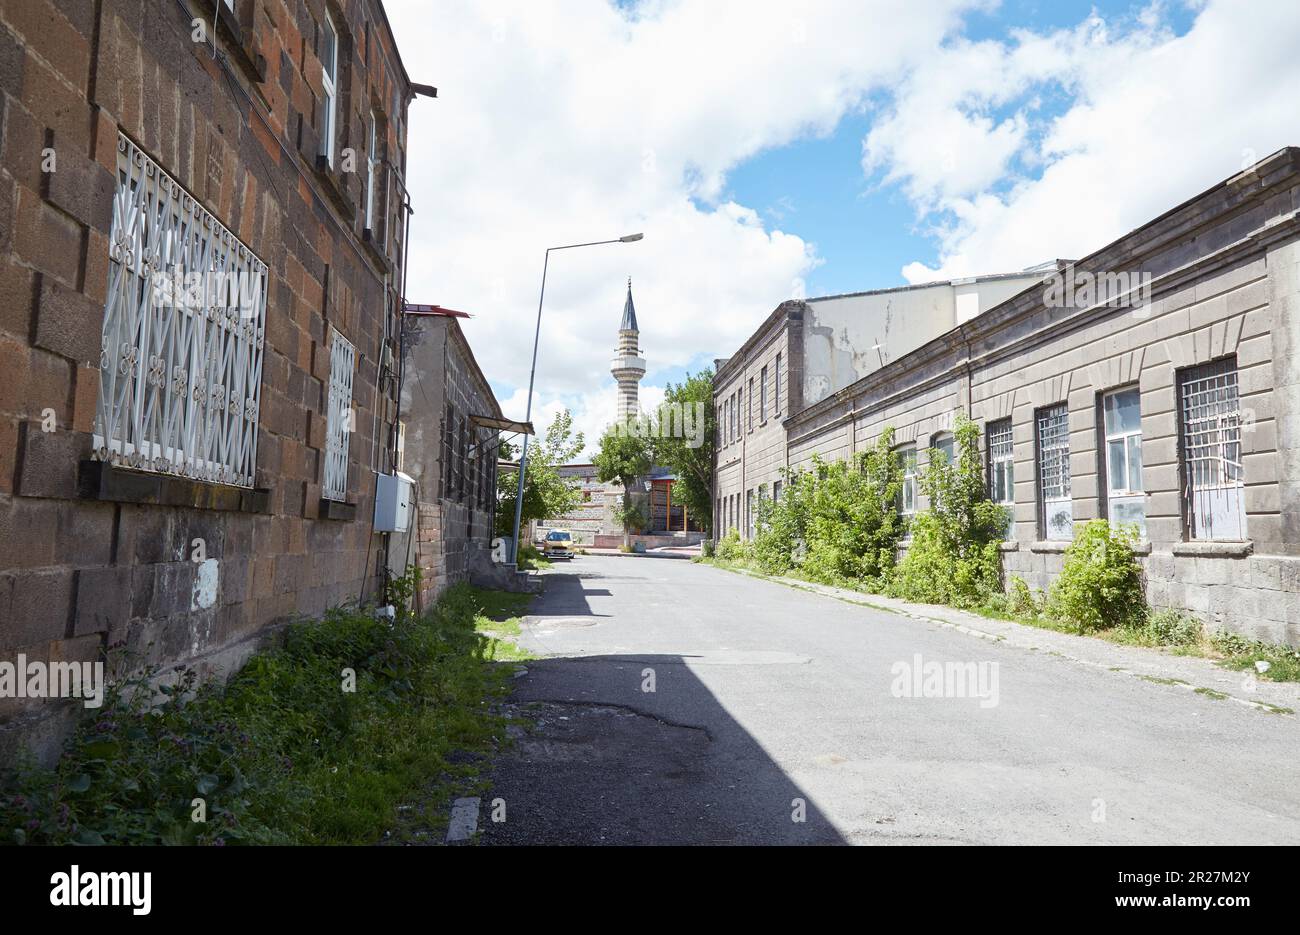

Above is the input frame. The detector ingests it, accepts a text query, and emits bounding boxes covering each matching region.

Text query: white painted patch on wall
[192,558,219,610]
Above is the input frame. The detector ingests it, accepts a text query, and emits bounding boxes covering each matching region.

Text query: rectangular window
[94,134,268,488]
[457,416,466,500]
[1036,404,1072,540]
[746,489,754,538]
[896,444,917,515]
[748,378,754,431]
[365,110,379,230]
[760,365,768,421]
[441,405,453,499]
[931,432,955,466]
[1179,358,1246,540]
[773,478,782,502]
[320,14,339,167]
[774,353,781,415]
[1101,386,1146,537]
[986,419,1015,539]
[323,328,356,501]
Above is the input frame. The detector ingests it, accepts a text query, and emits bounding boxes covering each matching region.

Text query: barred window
[323,328,355,501]
[986,418,1014,538]
[1179,358,1246,540]
[94,134,267,488]
[1101,386,1145,537]
[1036,404,1072,540]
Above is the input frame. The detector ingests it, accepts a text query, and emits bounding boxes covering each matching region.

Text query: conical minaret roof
[620,277,638,332]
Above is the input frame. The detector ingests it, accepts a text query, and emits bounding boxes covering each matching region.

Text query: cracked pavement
[479,555,1300,845]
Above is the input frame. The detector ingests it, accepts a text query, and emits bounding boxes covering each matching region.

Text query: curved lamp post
[510,233,644,563]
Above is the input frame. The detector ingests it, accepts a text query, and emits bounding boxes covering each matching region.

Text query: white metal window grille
[896,445,918,516]
[1037,404,1072,540]
[1102,387,1146,537]
[94,134,267,488]
[323,328,355,501]
[987,418,1015,538]
[320,14,339,166]
[1180,358,1246,540]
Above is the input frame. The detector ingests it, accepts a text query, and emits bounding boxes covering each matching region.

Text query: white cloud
[384,0,981,457]
[871,0,1300,282]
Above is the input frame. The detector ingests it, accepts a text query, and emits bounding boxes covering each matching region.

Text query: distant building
[715,149,1300,646]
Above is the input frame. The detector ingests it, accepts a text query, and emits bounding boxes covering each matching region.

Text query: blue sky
[389,0,1298,457]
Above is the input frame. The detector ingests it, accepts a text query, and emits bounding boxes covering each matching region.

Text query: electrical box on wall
[373,471,414,533]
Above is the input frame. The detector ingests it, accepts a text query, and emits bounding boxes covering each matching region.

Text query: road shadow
[482,649,845,844]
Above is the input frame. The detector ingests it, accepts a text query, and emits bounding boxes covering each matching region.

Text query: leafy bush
[0,581,512,845]
[1007,575,1041,617]
[888,415,1006,608]
[751,431,904,587]
[715,528,749,562]
[1048,519,1146,632]
[1140,609,1203,646]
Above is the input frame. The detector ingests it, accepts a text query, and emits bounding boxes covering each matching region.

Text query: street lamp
[510,233,644,564]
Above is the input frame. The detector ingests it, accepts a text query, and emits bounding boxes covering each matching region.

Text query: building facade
[715,148,1300,646]
[0,0,423,755]
[394,309,505,609]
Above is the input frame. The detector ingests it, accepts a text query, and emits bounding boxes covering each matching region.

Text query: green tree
[654,369,716,535]
[751,428,904,586]
[888,414,1007,608]
[594,422,653,549]
[495,410,585,537]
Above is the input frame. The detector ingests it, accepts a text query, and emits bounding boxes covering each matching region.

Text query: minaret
[611,278,646,421]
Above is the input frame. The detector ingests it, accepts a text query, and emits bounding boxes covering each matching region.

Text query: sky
[383,0,1300,460]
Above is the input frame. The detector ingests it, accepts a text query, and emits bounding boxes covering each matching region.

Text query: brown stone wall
[0,0,416,754]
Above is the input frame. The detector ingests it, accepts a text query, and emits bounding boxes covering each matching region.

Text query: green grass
[1194,687,1229,701]
[0,583,524,846]
[471,586,538,663]
[516,543,552,571]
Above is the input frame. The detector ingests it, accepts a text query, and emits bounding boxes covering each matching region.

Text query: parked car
[541,529,576,559]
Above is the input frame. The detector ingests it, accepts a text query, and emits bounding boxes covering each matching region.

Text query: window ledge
[1030,540,1070,553]
[998,541,1020,552]
[1172,540,1253,558]
[361,228,392,271]
[78,460,271,513]
[319,497,357,521]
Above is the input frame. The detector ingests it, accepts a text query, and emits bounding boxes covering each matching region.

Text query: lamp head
[619,233,644,243]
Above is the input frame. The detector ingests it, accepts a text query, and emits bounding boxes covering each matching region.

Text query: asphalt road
[480,555,1300,845]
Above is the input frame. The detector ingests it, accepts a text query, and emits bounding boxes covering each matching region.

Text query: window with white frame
[896,444,918,516]
[94,134,268,488]
[931,431,955,466]
[319,13,339,167]
[1101,386,1146,537]
[323,328,355,501]
[1179,357,1246,540]
[365,110,379,231]
[986,418,1015,539]
[774,352,781,415]
[760,365,768,421]
[1037,404,1072,540]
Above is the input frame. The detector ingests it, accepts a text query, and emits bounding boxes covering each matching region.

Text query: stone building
[393,307,513,609]
[0,0,427,754]
[715,148,1300,645]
